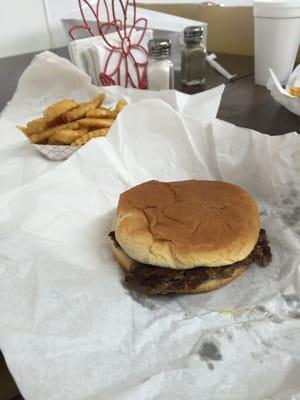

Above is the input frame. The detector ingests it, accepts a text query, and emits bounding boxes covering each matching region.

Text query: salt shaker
[181,26,206,86]
[147,39,174,91]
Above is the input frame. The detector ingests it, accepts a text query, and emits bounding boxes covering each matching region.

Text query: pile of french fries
[18,94,127,146]
[289,86,300,97]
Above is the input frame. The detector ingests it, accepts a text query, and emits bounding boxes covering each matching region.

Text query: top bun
[115,180,260,269]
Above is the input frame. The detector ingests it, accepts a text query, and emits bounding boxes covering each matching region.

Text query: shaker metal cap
[148,39,171,57]
[184,26,204,41]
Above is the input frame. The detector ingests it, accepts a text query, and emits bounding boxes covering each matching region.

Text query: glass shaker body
[181,26,206,86]
[147,39,174,91]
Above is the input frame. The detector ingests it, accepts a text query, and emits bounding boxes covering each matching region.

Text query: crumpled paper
[267,66,300,116]
[0,52,300,400]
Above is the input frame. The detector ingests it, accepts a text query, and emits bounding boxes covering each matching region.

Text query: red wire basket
[69,0,149,89]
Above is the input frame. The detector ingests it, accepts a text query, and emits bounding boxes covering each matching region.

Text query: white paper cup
[254,1,300,86]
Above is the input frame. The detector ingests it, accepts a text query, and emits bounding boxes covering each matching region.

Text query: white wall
[0,0,51,58]
[0,0,88,59]
[0,0,110,59]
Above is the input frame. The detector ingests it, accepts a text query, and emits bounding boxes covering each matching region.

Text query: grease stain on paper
[226,333,233,342]
[199,342,222,362]
[208,362,215,370]
[255,305,269,315]
[279,187,300,233]
[281,206,300,228]
[282,197,294,206]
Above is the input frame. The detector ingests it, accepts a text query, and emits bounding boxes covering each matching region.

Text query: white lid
[254,0,300,18]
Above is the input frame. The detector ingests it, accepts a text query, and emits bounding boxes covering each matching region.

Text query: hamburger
[109,180,272,295]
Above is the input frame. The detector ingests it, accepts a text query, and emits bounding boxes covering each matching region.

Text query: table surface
[0,48,299,400]
[0,48,299,135]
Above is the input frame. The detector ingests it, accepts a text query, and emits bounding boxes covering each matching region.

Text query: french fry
[26,117,48,135]
[289,86,300,97]
[22,114,65,136]
[17,93,111,146]
[22,103,75,136]
[62,103,93,122]
[48,128,88,145]
[62,94,106,122]
[71,128,109,146]
[114,98,128,113]
[86,108,117,119]
[78,118,114,129]
[30,121,80,144]
[91,93,105,108]
[43,99,78,121]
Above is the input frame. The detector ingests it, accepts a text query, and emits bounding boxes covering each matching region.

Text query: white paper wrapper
[1,52,300,400]
[267,67,300,116]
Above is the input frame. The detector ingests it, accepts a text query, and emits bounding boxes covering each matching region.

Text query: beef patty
[109,229,272,294]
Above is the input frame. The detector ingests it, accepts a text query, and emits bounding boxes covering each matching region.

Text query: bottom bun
[110,237,247,295]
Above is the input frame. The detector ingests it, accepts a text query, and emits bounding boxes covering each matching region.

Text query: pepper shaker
[147,39,174,91]
[181,26,206,86]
